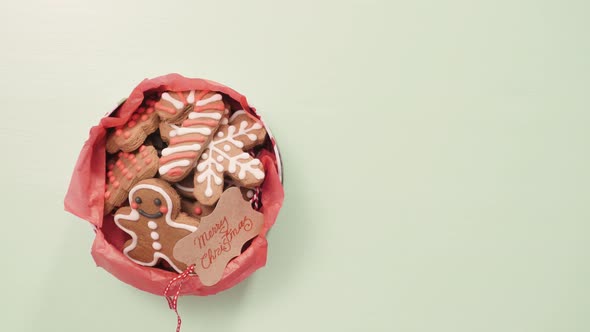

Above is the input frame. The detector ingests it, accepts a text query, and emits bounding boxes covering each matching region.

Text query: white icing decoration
[221,109,230,125]
[223,145,230,151]
[159,159,190,175]
[147,221,157,229]
[228,111,262,132]
[201,153,208,159]
[229,110,248,122]
[114,183,198,273]
[150,231,159,240]
[188,112,222,120]
[216,155,224,162]
[161,92,184,109]
[217,132,224,137]
[246,190,254,198]
[161,144,202,156]
[174,183,193,192]
[169,124,212,137]
[152,242,162,250]
[195,94,222,106]
[186,90,195,103]
[229,126,245,148]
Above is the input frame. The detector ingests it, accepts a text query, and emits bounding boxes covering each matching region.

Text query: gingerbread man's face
[130,187,169,218]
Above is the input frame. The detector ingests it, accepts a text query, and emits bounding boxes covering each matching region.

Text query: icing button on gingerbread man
[114,178,200,273]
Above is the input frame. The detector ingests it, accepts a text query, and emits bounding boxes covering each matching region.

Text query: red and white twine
[164,264,195,332]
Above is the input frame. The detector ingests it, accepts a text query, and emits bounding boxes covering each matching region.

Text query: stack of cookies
[103,90,267,273]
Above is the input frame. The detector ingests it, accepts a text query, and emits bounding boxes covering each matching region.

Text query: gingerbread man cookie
[157,91,227,182]
[194,110,267,205]
[106,102,160,153]
[113,178,199,273]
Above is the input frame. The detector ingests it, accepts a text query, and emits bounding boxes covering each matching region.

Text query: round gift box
[65,74,284,296]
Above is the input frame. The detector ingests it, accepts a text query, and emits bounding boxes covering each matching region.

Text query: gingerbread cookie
[107,90,203,154]
[153,90,199,123]
[104,145,158,214]
[158,91,227,182]
[180,199,215,220]
[194,110,267,205]
[113,178,199,273]
[106,103,160,153]
[159,103,230,143]
[173,171,196,198]
[225,179,258,202]
[158,122,174,143]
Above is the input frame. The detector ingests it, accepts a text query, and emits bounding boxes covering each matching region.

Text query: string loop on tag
[164,264,195,332]
[251,186,262,210]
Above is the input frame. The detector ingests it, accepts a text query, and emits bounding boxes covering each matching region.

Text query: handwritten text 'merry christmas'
[173,187,265,286]
[196,215,255,269]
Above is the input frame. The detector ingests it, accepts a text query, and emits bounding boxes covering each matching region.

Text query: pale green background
[0,0,588,331]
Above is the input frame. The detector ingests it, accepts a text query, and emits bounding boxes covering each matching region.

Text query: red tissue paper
[64,73,284,296]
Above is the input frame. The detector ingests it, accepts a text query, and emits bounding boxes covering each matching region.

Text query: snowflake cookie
[194,110,266,205]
